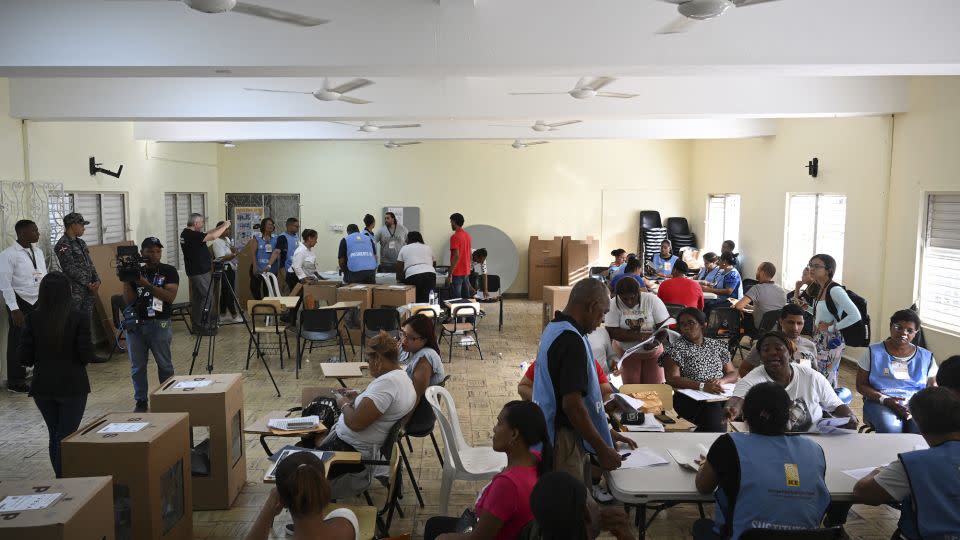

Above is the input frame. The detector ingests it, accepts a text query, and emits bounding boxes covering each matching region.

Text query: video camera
[116,245,148,282]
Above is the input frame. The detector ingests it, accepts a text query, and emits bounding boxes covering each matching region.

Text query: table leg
[337,378,347,388]
[499,297,503,331]
[639,503,647,540]
[259,435,274,457]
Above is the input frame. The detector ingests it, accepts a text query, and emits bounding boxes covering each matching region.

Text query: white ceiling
[2,0,958,140]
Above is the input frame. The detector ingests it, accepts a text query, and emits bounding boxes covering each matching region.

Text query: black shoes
[6,382,30,394]
[134,400,148,413]
[90,355,109,364]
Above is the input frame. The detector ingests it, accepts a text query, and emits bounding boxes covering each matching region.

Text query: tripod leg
[206,331,216,374]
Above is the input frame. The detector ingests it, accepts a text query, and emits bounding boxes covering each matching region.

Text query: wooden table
[245,409,328,457]
[320,361,369,387]
[263,296,300,310]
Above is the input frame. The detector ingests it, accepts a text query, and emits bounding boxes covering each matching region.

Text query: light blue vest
[255,235,279,273]
[714,433,829,540]
[653,254,678,275]
[898,440,960,540]
[281,231,299,271]
[345,233,377,272]
[699,266,720,284]
[532,319,613,454]
[867,343,934,400]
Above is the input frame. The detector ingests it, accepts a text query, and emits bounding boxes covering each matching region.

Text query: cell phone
[654,413,676,424]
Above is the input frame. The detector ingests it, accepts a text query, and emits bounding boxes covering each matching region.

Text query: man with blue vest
[277,217,301,293]
[853,387,960,539]
[532,278,637,489]
[338,224,377,284]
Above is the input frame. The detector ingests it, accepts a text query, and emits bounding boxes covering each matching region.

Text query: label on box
[0,493,62,511]
[174,380,214,389]
[98,422,149,434]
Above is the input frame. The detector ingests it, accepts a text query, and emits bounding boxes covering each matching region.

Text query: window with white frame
[47,192,128,247]
[784,194,847,287]
[919,194,960,332]
[164,193,206,268]
[705,194,740,253]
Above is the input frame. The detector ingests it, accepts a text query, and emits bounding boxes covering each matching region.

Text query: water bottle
[428,290,437,305]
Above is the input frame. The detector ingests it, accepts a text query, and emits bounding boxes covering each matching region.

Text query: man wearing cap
[0,219,47,392]
[122,237,179,413]
[54,212,108,363]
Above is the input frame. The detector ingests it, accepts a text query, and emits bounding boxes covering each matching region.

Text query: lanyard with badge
[24,246,43,283]
[144,271,165,317]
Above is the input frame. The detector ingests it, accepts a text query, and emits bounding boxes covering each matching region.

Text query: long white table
[317,270,447,289]
[607,432,926,538]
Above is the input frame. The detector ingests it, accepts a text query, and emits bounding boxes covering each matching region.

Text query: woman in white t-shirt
[396,231,436,304]
[726,331,858,433]
[291,228,319,284]
[245,451,359,540]
[605,277,671,383]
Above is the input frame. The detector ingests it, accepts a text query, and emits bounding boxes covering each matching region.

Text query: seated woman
[605,277,671,384]
[528,471,636,540]
[424,401,552,540]
[662,307,738,432]
[317,332,417,499]
[652,239,679,278]
[608,256,653,293]
[727,332,858,432]
[696,252,720,285]
[856,309,938,433]
[245,451,359,540]
[606,248,627,277]
[694,382,830,540]
[400,314,446,430]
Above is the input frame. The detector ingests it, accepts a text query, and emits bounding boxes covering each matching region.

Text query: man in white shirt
[0,220,46,393]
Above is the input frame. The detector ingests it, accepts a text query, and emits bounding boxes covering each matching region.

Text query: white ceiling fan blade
[656,15,698,34]
[584,77,615,91]
[526,141,549,146]
[731,0,780,6]
[508,92,567,96]
[326,121,359,127]
[378,124,421,129]
[546,120,582,128]
[244,87,312,94]
[489,124,526,127]
[337,95,372,105]
[396,142,422,146]
[232,2,329,27]
[329,78,374,95]
[597,91,639,99]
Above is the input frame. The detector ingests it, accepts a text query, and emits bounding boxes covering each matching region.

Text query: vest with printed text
[898,440,960,540]
[256,235,279,274]
[867,343,934,400]
[345,233,377,272]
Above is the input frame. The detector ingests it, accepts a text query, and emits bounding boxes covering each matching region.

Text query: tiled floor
[0,299,901,539]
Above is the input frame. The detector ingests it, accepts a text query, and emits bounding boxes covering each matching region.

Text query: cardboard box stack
[150,374,246,510]
[0,476,115,540]
[61,413,192,540]
[527,236,563,301]
[373,284,415,308]
[561,236,600,286]
[542,285,573,328]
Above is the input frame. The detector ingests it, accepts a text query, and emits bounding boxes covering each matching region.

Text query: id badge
[151,297,164,313]
[891,361,910,380]
[265,244,272,253]
[663,262,672,271]
[389,240,398,251]
[32,271,43,283]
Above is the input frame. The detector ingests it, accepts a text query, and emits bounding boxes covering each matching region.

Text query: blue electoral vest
[532,319,613,454]
[714,433,829,540]
[255,235,279,274]
[698,266,720,284]
[898,440,960,540]
[345,233,377,272]
[653,254,678,275]
[280,231,299,271]
[867,343,934,400]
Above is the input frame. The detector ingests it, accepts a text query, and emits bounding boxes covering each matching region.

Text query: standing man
[277,217,301,293]
[179,213,230,334]
[447,213,472,300]
[374,211,407,272]
[122,237,179,412]
[338,224,377,284]
[532,278,637,491]
[54,212,108,363]
[1,220,47,392]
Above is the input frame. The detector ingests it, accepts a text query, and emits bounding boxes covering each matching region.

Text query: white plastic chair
[262,271,282,297]
[425,386,506,514]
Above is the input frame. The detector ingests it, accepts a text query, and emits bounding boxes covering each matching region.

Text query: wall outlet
[330,224,345,233]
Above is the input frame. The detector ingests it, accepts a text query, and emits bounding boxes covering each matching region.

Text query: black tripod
[188,263,281,397]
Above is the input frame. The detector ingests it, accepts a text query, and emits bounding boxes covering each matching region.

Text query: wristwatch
[699,382,705,392]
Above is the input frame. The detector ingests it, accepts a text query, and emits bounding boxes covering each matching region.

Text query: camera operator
[179,214,230,333]
[122,237,179,413]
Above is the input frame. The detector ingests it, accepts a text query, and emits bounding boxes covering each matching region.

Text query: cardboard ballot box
[0,476,114,540]
[61,413,192,540]
[302,281,339,307]
[150,374,246,510]
[373,285,415,309]
[561,236,600,286]
[542,285,573,328]
[528,236,563,300]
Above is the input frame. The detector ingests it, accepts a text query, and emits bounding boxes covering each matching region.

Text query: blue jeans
[34,394,87,477]
[863,399,920,433]
[127,319,174,402]
[451,275,471,300]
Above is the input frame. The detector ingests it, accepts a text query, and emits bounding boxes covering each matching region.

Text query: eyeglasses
[891,324,918,335]
[806,264,826,270]
[399,331,422,341]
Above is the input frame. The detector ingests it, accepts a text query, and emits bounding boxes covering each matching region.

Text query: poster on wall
[386,207,404,226]
[234,206,264,249]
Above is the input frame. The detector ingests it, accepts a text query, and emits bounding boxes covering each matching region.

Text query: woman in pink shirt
[424,400,553,540]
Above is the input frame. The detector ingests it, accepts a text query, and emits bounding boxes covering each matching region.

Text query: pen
[621,453,631,460]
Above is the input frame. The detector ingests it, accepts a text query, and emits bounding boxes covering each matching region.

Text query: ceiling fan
[384,141,422,149]
[656,0,781,34]
[491,120,582,132]
[107,0,329,27]
[329,121,421,133]
[244,78,374,104]
[510,139,549,149]
[510,77,638,100]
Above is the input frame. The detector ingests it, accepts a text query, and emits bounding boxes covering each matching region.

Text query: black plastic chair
[296,308,345,378]
[738,309,782,358]
[640,210,662,230]
[107,294,127,362]
[362,308,402,355]
[397,376,452,509]
[666,216,691,236]
[439,305,482,361]
[665,303,686,320]
[742,278,759,295]
[740,526,844,539]
[359,419,408,537]
[474,274,504,331]
[706,307,742,355]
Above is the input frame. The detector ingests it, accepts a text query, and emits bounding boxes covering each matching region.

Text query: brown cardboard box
[561,236,600,286]
[302,281,339,307]
[337,284,375,351]
[373,285,415,308]
[88,241,136,343]
[236,240,258,307]
[150,374,246,510]
[528,236,563,300]
[0,476,114,540]
[542,285,573,328]
[61,413,192,540]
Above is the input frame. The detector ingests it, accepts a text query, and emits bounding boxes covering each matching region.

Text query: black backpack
[823,283,871,347]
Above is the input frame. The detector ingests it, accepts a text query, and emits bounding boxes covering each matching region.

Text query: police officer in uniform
[54,212,108,363]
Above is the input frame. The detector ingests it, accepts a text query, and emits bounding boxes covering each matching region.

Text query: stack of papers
[842,466,882,480]
[620,448,670,469]
[623,417,665,433]
[613,393,645,412]
[816,417,857,435]
[616,325,681,369]
[268,416,320,431]
[676,384,735,402]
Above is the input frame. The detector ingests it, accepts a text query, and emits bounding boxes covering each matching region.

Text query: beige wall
[0,79,24,179]
[217,140,693,293]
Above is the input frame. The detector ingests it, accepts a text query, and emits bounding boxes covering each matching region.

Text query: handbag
[455,508,478,533]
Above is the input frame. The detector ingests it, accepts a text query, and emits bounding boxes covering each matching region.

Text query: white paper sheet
[0,493,63,512]
[620,448,670,469]
[268,416,320,431]
[843,466,882,480]
[675,384,735,402]
[613,393,645,411]
[816,417,857,435]
[97,422,149,434]
[668,445,708,472]
[173,380,213,389]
